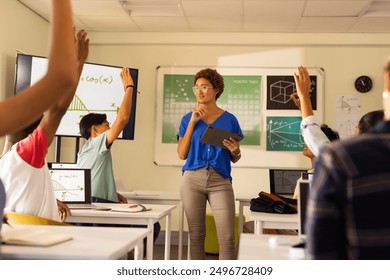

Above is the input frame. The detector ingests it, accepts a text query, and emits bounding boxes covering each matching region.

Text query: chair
[0,180,5,230]
[205,212,242,254]
[3,212,72,226]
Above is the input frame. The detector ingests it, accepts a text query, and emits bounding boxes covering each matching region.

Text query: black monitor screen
[269,169,307,195]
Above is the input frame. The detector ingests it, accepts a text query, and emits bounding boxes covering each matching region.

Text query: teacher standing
[177,68,244,260]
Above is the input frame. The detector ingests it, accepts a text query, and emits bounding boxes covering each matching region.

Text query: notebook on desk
[49,168,96,209]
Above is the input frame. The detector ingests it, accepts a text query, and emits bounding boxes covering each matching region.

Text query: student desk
[66,203,176,260]
[120,190,185,260]
[237,233,303,260]
[235,193,256,238]
[249,212,299,235]
[0,224,151,260]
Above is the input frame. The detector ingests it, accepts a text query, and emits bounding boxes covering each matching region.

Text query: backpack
[250,191,297,214]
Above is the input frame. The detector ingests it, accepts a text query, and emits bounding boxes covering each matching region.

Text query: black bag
[250,191,297,214]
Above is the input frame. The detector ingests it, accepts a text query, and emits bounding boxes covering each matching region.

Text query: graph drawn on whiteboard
[50,169,86,202]
[28,56,138,138]
[161,74,262,145]
[336,96,361,113]
[266,116,304,151]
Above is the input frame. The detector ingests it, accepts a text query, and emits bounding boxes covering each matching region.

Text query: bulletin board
[154,66,324,169]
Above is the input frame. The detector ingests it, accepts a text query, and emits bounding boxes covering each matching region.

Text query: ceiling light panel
[303,1,370,17]
[181,0,242,20]
[121,0,183,16]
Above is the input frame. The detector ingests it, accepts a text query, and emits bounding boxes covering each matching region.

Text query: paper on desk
[1,228,73,247]
[110,204,152,213]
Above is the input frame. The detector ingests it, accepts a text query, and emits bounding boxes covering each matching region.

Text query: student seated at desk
[244,65,340,235]
[0,29,89,222]
[290,65,340,199]
[76,68,160,248]
[306,58,390,259]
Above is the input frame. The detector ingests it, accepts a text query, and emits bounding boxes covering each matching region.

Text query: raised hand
[290,92,301,110]
[293,65,311,99]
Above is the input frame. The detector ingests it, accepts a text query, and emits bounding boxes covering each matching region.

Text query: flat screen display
[14,53,139,139]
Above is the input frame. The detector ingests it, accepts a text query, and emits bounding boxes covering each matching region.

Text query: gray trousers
[180,167,236,260]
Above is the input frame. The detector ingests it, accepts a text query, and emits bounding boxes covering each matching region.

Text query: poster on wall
[266,75,318,110]
[161,73,262,146]
[154,66,324,168]
[266,116,304,151]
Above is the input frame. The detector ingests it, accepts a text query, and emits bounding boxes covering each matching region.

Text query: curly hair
[320,124,340,141]
[194,68,224,100]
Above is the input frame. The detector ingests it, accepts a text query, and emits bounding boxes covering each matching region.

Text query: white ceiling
[17,0,390,33]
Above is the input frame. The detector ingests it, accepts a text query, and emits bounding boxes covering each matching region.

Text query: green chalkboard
[161,74,261,146]
[266,116,304,151]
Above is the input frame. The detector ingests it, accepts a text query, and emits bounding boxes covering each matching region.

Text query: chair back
[3,212,71,226]
[0,180,5,231]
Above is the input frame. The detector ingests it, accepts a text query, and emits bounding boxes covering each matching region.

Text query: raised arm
[293,65,313,118]
[40,29,89,146]
[291,65,329,157]
[106,67,134,146]
[0,0,78,136]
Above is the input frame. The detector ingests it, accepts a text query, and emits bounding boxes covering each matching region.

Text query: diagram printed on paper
[336,96,361,113]
[266,116,304,151]
[336,115,361,139]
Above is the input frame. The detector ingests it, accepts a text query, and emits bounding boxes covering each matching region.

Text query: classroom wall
[81,35,388,198]
[2,0,390,230]
[0,0,49,148]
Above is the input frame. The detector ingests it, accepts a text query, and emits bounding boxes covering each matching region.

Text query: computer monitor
[269,169,307,196]
[49,168,91,204]
[298,181,310,238]
[48,162,78,169]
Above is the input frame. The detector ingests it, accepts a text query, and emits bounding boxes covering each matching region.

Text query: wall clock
[354,75,373,93]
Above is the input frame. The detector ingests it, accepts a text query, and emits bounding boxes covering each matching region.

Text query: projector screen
[14,53,139,140]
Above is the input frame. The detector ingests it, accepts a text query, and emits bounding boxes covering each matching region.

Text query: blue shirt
[177,111,243,180]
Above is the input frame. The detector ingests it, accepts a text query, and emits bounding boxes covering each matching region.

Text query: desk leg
[134,240,144,260]
[164,213,172,260]
[187,234,191,260]
[178,204,184,260]
[146,220,154,260]
[238,203,244,237]
[237,202,244,255]
[254,220,263,235]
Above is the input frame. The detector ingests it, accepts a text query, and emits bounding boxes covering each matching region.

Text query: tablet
[200,126,241,149]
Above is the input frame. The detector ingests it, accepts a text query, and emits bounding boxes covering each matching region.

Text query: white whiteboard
[154,66,324,169]
[15,53,138,139]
